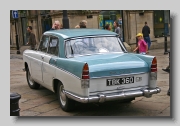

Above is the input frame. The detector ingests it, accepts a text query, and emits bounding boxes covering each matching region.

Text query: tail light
[81,63,89,88]
[151,57,157,72]
[82,63,89,79]
[150,57,157,81]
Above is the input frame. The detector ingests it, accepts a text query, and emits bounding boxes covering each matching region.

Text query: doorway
[21,17,29,45]
[41,17,52,33]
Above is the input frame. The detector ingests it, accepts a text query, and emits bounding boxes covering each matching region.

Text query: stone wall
[127,11,154,44]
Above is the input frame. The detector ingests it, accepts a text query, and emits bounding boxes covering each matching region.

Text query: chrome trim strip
[64,35,117,40]
[89,86,149,94]
[90,72,148,79]
[118,38,127,52]
[66,52,124,58]
[64,87,161,103]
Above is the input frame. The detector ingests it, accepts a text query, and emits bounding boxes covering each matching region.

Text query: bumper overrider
[64,87,161,103]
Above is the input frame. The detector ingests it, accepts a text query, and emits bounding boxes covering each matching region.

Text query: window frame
[38,35,50,53]
[47,35,59,57]
[64,35,126,58]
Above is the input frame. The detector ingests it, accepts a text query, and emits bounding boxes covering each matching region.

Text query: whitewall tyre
[57,82,75,112]
[26,67,40,89]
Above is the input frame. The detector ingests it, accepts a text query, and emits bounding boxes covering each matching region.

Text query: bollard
[164,36,168,54]
[10,93,21,116]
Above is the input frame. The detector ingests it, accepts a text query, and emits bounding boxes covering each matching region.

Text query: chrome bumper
[64,87,161,103]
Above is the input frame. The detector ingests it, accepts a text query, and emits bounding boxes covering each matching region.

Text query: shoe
[162,68,170,73]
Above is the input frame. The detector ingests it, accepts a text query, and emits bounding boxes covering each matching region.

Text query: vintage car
[23,29,161,112]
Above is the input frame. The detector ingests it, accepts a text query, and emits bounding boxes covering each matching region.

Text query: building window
[40,10,50,15]
[154,10,170,37]
[99,10,124,41]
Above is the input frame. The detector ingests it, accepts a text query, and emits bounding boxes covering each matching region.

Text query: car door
[42,35,59,90]
[31,35,49,84]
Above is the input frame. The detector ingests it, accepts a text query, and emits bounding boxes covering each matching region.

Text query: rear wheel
[57,82,75,112]
[26,67,40,89]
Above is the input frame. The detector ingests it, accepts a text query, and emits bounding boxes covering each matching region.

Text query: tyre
[57,82,75,112]
[122,98,135,103]
[26,67,40,89]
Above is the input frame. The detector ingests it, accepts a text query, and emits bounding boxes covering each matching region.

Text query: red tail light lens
[151,57,157,72]
[82,63,89,79]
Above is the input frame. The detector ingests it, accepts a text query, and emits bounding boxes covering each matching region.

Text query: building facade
[122,10,170,45]
[10,10,170,48]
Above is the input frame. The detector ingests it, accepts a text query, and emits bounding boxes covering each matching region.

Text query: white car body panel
[89,73,150,94]
[55,67,88,97]
[42,53,55,90]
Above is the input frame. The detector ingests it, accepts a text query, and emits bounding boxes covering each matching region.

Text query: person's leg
[162,65,170,73]
[147,37,151,50]
[144,37,149,51]
[144,37,148,44]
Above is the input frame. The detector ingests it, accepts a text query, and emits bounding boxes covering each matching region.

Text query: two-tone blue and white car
[23,29,161,112]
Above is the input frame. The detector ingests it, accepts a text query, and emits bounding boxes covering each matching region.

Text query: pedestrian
[133,33,148,55]
[79,21,86,28]
[50,20,61,30]
[82,20,87,26]
[26,26,36,50]
[105,24,111,31]
[142,22,151,51]
[113,20,121,38]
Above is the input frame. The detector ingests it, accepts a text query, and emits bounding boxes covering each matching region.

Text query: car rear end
[65,54,160,103]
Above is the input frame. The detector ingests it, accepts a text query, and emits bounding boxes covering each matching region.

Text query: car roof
[44,29,118,39]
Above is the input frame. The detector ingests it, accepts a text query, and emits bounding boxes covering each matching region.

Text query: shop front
[98,10,124,41]
[154,10,170,37]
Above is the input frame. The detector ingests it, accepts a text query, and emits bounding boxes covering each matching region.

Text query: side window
[47,36,59,56]
[38,35,49,53]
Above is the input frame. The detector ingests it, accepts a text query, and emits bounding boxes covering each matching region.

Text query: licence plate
[107,76,134,86]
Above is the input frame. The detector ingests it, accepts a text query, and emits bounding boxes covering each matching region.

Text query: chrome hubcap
[59,85,66,106]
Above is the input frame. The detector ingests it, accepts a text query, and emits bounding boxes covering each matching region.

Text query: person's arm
[148,26,150,34]
[27,34,32,45]
[133,46,139,52]
[49,23,56,30]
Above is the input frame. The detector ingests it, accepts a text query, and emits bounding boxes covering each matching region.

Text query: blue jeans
[144,36,151,50]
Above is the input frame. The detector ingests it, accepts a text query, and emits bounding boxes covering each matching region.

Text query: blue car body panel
[44,29,118,39]
[49,53,153,79]
[46,29,154,79]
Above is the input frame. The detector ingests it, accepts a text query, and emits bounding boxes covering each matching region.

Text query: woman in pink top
[133,33,148,55]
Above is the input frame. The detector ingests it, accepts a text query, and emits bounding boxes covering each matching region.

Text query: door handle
[41,56,44,60]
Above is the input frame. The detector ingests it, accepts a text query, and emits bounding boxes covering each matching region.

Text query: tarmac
[10,48,171,117]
